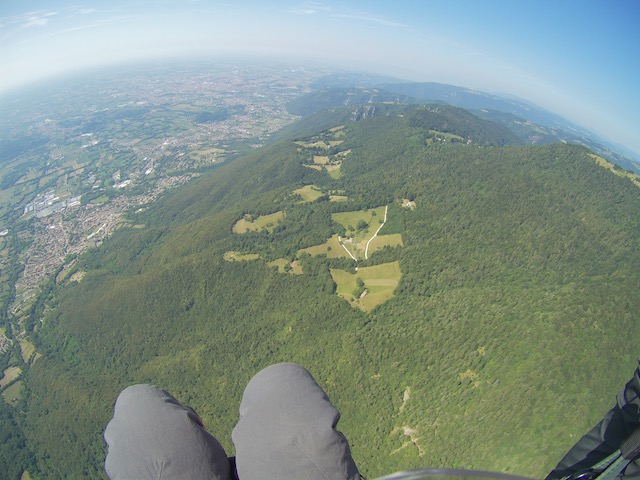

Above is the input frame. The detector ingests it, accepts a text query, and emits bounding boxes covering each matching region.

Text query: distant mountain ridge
[287,82,640,173]
[379,82,569,128]
[286,87,417,117]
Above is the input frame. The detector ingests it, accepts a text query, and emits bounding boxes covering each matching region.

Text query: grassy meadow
[232,211,285,234]
[223,251,261,262]
[0,366,22,389]
[293,185,325,202]
[331,261,402,312]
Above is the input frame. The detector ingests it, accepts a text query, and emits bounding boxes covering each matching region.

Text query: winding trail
[337,236,358,261]
[365,205,388,260]
[337,205,389,262]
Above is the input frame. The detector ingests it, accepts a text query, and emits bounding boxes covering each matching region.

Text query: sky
[1,0,639,156]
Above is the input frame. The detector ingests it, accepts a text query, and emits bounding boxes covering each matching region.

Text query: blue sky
[1,0,639,155]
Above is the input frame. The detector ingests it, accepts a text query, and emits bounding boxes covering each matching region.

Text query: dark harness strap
[568,428,640,480]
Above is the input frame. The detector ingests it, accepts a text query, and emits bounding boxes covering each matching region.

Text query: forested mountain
[288,84,640,173]
[472,109,640,173]
[13,106,640,478]
[286,87,416,117]
[379,82,568,128]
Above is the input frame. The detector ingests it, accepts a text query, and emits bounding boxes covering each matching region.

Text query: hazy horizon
[1,0,639,156]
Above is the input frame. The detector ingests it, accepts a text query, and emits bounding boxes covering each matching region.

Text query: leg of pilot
[545,359,640,479]
[104,384,231,480]
[232,362,361,480]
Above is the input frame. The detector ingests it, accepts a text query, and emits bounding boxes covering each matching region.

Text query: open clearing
[232,211,284,234]
[56,260,78,284]
[19,338,36,363]
[267,258,288,272]
[0,366,21,389]
[268,258,303,275]
[332,206,386,260]
[190,146,226,165]
[326,164,342,179]
[3,380,24,405]
[368,234,404,256]
[592,154,640,188]
[223,251,260,262]
[293,185,346,203]
[332,206,386,233]
[302,159,342,178]
[426,129,465,145]
[299,235,351,259]
[303,164,323,171]
[295,140,330,149]
[294,185,324,202]
[331,261,402,312]
[296,127,346,178]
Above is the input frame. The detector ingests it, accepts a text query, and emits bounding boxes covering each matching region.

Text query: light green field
[299,235,351,259]
[69,271,86,284]
[0,366,22,389]
[368,233,404,255]
[31,352,42,365]
[19,339,36,363]
[331,269,357,299]
[313,155,330,165]
[267,258,303,275]
[357,261,402,312]
[332,206,385,233]
[38,172,59,188]
[332,206,386,259]
[191,147,226,165]
[427,129,465,144]
[293,185,324,202]
[232,211,284,234]
[268,258,288,271]
[592,154,640,188]
[302,163,342,178]
[3,380,24,406]
[21,470,33,480]
[326,164,342,179]
[223,251,261,262]
[303,164,323,171]
[289,261,303,275]
[329,195,348,202]
[193,147,225,155]
[331,261,401,312]
[92,195,109,205]
[19,168,42,184]
[56,260,77,284]
[295,140,329,149]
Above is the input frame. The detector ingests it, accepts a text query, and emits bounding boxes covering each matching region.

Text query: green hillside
[16,107,640,478]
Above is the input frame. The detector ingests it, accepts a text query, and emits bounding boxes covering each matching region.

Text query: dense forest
[6,105,640,478]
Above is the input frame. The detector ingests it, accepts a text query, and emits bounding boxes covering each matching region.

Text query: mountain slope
[21,110,640,478]
[286,87,416,116]
[289,83,640,173]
